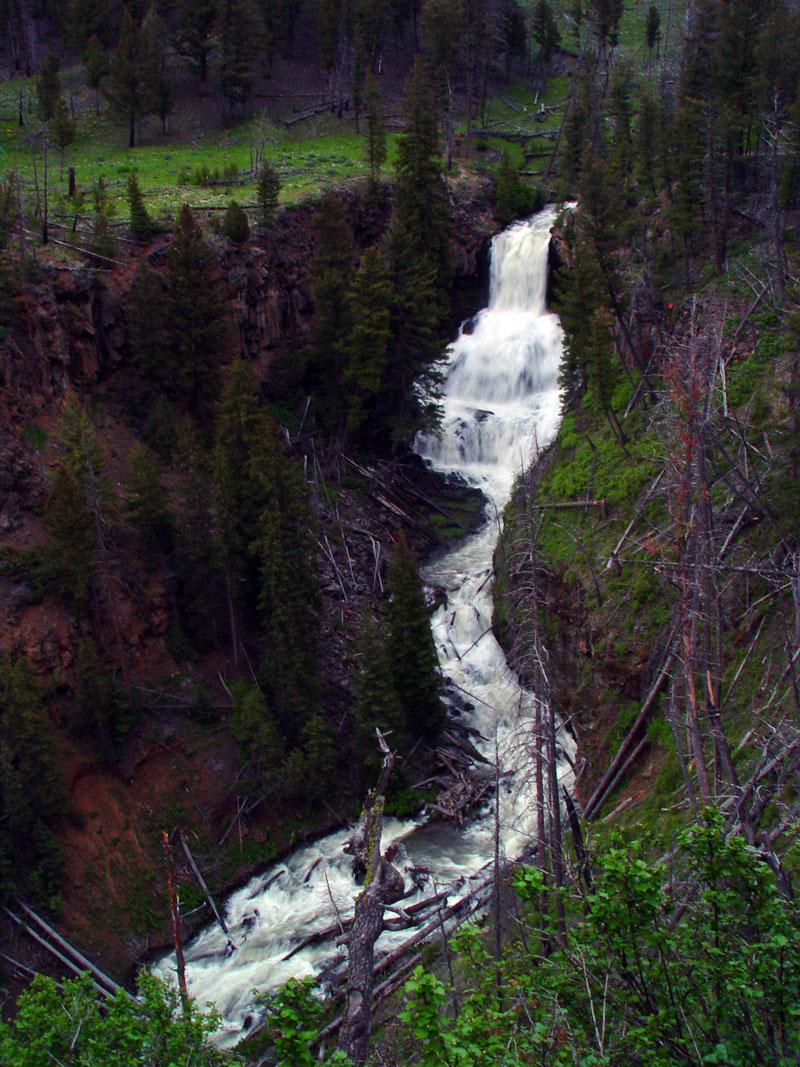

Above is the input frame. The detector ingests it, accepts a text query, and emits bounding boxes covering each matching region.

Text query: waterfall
[151,207,572,1046]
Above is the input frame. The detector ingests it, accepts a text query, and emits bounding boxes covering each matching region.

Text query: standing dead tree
[339,731,404,1066]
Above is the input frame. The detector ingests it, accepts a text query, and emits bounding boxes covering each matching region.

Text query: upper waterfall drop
[417,207,563,503]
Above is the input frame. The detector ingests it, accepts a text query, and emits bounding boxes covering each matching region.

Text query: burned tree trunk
[339,734,404,1066]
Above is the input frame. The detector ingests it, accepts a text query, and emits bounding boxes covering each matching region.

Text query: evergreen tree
[125,443,173,558]
[89,174,116,260]
[36,52,61,122]
[256,162,281,229]
[173,418,225,650]
[608,64,633,192]
[127,261,169,382]
[231,680,286,800]
[342,245,393,441]
[212,358,266,651]
[216,0,263,119]
[126,171,151,240]
[105,6,155,147]
[142,5,173,133]
[349,609,405,784]
[173,0,217,82]
[42,464,96,608]
[255,417,320,747]
[386,57,452,443]
[494,150,535,226]
[222,199,250,242]
[0,655,66,897]
[163,204,229,419]
[364,71,386,186]
[644,3,659,60]
[532,0,560,63]
[85,33,109,115]
[51,98,76,178]
[385,531,443,739]
[70,0,113,52]
[308,191,354,433]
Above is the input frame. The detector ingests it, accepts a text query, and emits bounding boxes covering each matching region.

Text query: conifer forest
[1,0,800,1063]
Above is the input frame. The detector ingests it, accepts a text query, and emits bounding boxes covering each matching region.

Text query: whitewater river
[153,206,572,1045]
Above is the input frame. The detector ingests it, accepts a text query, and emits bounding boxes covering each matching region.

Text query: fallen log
[18,903,124,995]
[3,908,111,998]
[179,831,231,940]
[583,642,676,821]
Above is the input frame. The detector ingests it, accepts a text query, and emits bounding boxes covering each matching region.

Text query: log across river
[152,206,575,1045]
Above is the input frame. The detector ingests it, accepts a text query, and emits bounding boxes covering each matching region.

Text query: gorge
[152,207,573,1046]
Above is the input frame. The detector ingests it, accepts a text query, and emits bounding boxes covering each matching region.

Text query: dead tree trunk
[339,733,404,1066]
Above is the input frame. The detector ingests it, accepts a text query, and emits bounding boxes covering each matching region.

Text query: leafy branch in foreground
[398,812,800,1066]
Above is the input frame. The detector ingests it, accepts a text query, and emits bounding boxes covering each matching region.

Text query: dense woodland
[1,0,800,1063]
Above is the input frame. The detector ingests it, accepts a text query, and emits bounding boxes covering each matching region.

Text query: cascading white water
[152,207,572,1046]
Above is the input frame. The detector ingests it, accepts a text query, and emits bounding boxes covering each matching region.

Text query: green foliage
[231,679,286,798]
[125,443,173,557]
[85,33,110,114]
[222,199,250,242]
[126,171,151,240]
[162,204,229,419]
[494,151,541,227]
[307,191,354,433]
[260,977,346,1067]
[397,815,800,1066]
[105,6,156,148]
[364,71,386,185]
[36,53,61,123]
[0,970,235,1065]
[349,608,405,784]
[216,0,263,117]
[341,244,393,441]
[255,417,321,746]
[532,0,560,61]
[0,655,66,899]
[386,531,444,739]
[50,99,76,169]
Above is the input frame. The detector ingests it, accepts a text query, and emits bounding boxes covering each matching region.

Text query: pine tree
[51,98,75,178]
[173,417,225,650]
[255,417,320,747]
[163,204,229,419]
[386,531,443,739]
[644,3,660,60]
[85,33,109,115]
[128,261,169,382]
[141,5,173,133]
[42,464,96,608]
[173,0,217,82]
[532,0,560,63]
[222,200,250,242]
[308,191,354,433]
[125,443,173,558]
[364,71,386,186]
[70,0,113,53]
[216,0,263,119]
[0,655,66,897]
[386,57,452,443]
[105,6,155,147]
[256,162,280,229]
[342,245,393,441]
[349,609,405,785]
[36,53,61,123]
[126,171,151,240]
[231,680,286,800]
[212,358,266,653]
